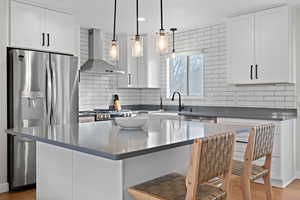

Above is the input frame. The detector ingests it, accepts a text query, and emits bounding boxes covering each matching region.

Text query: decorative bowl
[114,117,148,129]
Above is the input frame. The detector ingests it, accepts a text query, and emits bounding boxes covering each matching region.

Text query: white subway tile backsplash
[79,23,296,109]
[79,28,140,110]
[139,23,296,109]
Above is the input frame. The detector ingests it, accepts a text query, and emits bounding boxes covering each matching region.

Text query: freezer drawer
[8,135,36,190]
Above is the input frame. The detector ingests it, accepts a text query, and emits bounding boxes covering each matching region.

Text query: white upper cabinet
[228,6,295,84]
[10,1,45,50]
[117,34,160,89]
[117,33,138,88]
[45,10,75,54]
[10,0,75,54]
[228,14,255,84]
[254,7,289,83]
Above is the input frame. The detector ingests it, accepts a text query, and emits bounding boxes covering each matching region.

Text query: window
[168,53,204,97]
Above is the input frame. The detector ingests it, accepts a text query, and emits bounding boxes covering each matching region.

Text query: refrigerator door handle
[50,58,57,125]
[46,61,53,125]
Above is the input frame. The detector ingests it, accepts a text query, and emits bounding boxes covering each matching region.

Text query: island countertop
[6,119,251,160]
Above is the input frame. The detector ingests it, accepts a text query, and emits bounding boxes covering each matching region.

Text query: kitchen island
[6,118,251,200]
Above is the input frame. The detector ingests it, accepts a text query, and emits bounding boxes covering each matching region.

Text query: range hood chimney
[80,29,124,75]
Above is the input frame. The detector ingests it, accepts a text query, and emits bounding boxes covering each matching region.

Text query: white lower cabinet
[217,117,296,187]
[36,142,73,200]
[36,142,189,200]
[73,152,123,200]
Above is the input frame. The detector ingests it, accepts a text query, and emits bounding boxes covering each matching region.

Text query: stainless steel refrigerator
[7,48,79,190]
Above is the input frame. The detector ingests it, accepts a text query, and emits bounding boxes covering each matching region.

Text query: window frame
[167,50,205,99]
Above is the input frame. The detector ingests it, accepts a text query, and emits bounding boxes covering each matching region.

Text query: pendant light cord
[160,0,164,31]
[136,0,139,35]
[113,0,117,41]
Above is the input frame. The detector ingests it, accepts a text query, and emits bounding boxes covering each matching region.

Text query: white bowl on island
[114,116,148,129]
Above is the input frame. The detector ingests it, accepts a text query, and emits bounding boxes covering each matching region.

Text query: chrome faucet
[171,91,183,112]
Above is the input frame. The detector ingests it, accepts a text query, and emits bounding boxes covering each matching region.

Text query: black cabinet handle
[47,33,50,47]
[78,70,81,82]
[128,74,131,85]
[42,33,45,46]
[250,65,253,80]
[255,64,258,79]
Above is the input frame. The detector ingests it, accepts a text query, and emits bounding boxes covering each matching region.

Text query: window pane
[169,56,187,96]
[188,55,204,96]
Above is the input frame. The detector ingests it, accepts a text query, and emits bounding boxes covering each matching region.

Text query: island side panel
[123,145,191,200]
[36,142,124,200]
[37,142,73,200]
[73,151,123,200]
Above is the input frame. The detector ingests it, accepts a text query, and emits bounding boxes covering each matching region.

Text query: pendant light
[109,0,119,60]
[156,0,168,53]
[132,0,143,57]
[170,28,177,59]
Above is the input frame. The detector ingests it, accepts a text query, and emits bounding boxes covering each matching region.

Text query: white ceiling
[26,0,300,33]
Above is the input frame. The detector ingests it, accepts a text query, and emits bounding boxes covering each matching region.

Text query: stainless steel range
[79,109,133,123]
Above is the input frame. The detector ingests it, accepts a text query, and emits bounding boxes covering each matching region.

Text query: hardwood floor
[230,177,300,200]
[0,177,299,200]
[0,189,35,200]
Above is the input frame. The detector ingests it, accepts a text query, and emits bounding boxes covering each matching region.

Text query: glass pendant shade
[171,51,176,59]
[170,28,177,59]
[132,35,143,57]
[110,40,119,61]
[156,31,168,53]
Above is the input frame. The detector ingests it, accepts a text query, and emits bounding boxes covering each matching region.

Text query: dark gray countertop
[123,105,297,121]
[6,119,251,160]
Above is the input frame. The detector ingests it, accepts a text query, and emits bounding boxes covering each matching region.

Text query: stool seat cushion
[232,160,269,181]
[128,173,226,200]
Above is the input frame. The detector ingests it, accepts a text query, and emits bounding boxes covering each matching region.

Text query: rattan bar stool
[128,132,236,200]
[232,124,275,200]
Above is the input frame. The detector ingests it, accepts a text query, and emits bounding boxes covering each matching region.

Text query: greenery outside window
[167,52,204,97]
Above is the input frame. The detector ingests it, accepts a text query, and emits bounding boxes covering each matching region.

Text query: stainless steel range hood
[80,29,124,75]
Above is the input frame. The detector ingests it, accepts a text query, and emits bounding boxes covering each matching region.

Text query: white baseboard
[255,177,296,188]
[296,171,300,179]
[0,182,9,193]
[281,177,297,188]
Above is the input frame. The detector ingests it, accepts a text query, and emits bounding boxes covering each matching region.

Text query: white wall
[140,23,297,109]
[0,0,9,193]
[294,7,300,177]
[80,24,297,110]
[141,22,299,175]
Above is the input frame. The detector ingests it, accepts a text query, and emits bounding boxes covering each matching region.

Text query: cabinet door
[128,57,139,88]
[10,1,45,50]
[117,33,138,88]
[117,33,130,88]
[146,35,160,88]
[255,7,290,83]
[228,15,255,84]
[136,35,148,88]
[137,56,146,88]
[45,10,74,54]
